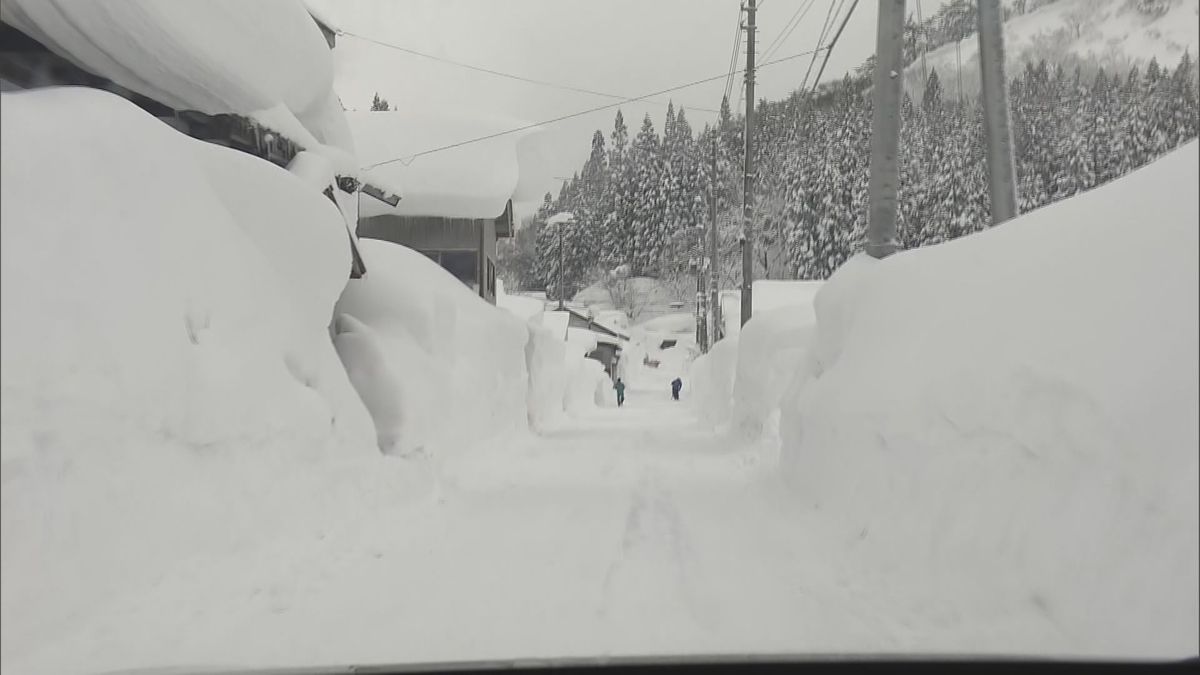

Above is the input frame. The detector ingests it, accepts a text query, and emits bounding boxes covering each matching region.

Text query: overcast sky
[330,0,954,219]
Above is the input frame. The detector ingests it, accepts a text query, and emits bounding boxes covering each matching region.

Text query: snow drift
[687,337,739,430]
[781,142,1200,656]
[0,87,389,668]
[689,280,823,436]
[334,239,529,456]
[496,293,619,427]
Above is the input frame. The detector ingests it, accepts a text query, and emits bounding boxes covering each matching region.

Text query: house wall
[587,342,620,378]
[359,215,481,251]
[359,214,505,305]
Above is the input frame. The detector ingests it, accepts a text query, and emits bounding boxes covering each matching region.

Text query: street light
[547,211,575,310]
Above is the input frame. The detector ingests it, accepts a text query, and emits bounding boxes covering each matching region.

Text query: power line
[342,30,719,114]
[805,0,860,98]
[723,5,745,104]
[363,46,826,170]
[761,0,818,64]
[797,0,840,95]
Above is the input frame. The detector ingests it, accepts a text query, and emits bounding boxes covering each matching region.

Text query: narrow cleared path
[10,388,931,674]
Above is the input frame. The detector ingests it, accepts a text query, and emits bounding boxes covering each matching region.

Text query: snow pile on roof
[565,327,600,357]
[0,88,388,671]
[0,0,356,170]
[348,109,540,219]
[334,240,529,456]
[301,0,342,35]
[780,142,1199,655]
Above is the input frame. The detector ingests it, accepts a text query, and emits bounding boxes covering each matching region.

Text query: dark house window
[487,259,496,297]
[440,250,478,289]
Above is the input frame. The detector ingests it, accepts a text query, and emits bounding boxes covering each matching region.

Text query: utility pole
[740,0,756,326]
[866,0,906,259]
[547,211,574,309]
[696,244,707,352]
[977,0,1019,225]
[558,224,565,309]
[709,137,721,343]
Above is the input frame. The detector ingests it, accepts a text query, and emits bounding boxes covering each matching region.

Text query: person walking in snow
[670,377,682,401]
[614,378,626,407]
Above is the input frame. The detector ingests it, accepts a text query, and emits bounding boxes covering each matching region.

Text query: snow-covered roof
[348,109,542,220]
[0,0,356,171]
[301,0,342,36]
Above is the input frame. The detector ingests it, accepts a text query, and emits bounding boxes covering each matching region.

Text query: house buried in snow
[0,0,397,280]
[348,110,539,305]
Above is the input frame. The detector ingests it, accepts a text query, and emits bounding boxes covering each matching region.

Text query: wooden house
[358,200,513,304]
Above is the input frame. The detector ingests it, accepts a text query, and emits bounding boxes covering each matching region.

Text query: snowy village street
[3,1,1198,673]
[8,376,1125,675]
[3,389,904,674]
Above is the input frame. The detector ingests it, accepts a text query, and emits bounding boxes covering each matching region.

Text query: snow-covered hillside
[780,141,1199,656]
[907,0,1199,101]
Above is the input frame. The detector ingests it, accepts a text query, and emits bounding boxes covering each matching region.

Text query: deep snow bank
[689,280,823,437]
[687,337,739,430]
[334,240,529,455]
[782,142,1200,656]
[0,88,388,666]
[495,293,618,427]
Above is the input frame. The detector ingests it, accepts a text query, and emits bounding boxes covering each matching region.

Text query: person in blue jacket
[670,377,682,401]
[614,378,626,407]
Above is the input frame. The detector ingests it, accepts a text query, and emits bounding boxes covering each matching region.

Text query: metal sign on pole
[865,0,906,260]
[977,0,1020,225]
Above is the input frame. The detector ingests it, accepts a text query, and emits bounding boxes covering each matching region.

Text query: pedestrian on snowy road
[614,378,626,407]
[670,377,682,401]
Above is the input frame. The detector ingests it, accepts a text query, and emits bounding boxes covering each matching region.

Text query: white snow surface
[348,109,540,219]
[688,281,822,439]
[497,288,615,429]
[0,87,392,669]
[3,87,1197,675]
[780,141,1200,657]
[334,239,529,456]
[0,0,357,170]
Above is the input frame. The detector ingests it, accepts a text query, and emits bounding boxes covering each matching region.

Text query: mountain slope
[906,0,1199,101]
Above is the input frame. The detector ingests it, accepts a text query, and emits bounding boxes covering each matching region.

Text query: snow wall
[0,88,404,660]
[497,292,616,428]
[688,281,822,438]
[780,142,1200,656]
[334,240,529,456]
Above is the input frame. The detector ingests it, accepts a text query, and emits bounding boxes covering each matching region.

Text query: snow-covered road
[14,381,1141,675]
[8,387,914,675]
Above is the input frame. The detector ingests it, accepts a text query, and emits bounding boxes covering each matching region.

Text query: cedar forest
[497,0,1200,302]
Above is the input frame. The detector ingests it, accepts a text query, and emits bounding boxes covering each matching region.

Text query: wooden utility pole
[866,0,906,259]
[977,0,1019,225]
[740,0,756,326]
[709,138,721,343]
